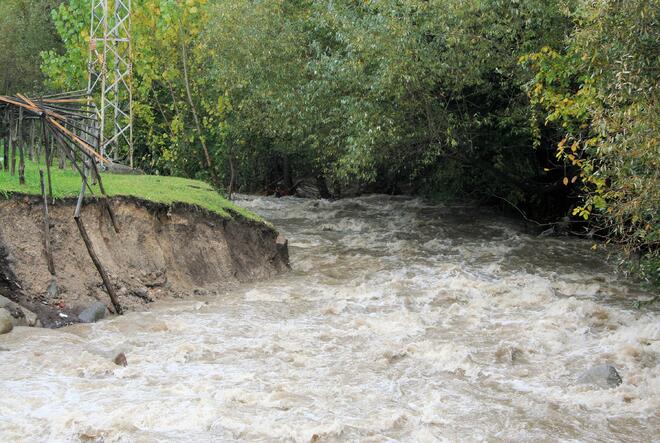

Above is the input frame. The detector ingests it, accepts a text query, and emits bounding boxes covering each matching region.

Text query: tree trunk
[282,155,293,190]
[179,24,220,189]
[228,153,236,199]
[317,173,332,199]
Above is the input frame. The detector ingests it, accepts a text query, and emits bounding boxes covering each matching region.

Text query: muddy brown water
[1,195,658,442]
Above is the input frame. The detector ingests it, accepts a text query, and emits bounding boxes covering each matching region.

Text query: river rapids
[1,195,658,442]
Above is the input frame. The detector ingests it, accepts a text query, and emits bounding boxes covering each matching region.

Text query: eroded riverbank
[0,195,658,441]
[0,195,289,327]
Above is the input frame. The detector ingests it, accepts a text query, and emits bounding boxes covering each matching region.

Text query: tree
[524,0,659,285]
[0,0,63,94]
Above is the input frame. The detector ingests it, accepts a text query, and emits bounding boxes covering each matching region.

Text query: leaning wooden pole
[88,159,119,233]
[74,177,123,314]
[41,117,54,203]
[39,170,56,276]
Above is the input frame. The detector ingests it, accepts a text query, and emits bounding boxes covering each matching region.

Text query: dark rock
[293,179,321,199]
[113,352,128,367]
[0,295,39,326]
[104,162,144,175]
[78,301,107,323]
[132,287,153,303]
[275,233,289,264]
[0,310,13,334]
[144,270,167,288]
[576,364,622,389]
[276,233,287,246]
[495,345,526,365]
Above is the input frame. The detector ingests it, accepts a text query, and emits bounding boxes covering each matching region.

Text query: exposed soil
[0,195,289,327]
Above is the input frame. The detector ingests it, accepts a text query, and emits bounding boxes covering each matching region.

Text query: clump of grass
[0,159,263,222]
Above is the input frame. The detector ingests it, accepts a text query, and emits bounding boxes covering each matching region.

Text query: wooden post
[9,111,15,176]
[40,170,55,275]
[2,128,7,171]
[74,178,123,315]
[18,108,25,185]
[89,159,119,233]
[35,126,42,165]
[28,120,35,161]
[41,118,54,203]
[1,109,7,171]
[58,144,65,169]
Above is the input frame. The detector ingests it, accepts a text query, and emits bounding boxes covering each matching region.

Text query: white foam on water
[0,195,657,441]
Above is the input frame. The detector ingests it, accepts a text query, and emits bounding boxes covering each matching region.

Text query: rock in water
[78,301,107,323]
[113,352,128,367]
[0,310,14,334]
[576,364,622,389]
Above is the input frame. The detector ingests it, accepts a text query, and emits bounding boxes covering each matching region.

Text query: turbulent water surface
[1,195,658,442]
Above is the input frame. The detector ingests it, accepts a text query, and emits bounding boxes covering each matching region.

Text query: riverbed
[1,195,658,441]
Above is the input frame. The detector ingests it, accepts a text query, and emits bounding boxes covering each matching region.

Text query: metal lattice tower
[87,0,133,166]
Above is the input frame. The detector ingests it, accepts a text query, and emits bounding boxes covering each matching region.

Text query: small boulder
[78,301,107,323]
[132,287,153,302]
[276,233,288,247]
[576,364,622,389]
[0,310,14,335]
[113,352,128,367]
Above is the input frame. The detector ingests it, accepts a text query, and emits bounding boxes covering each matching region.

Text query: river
[1,195,658,442]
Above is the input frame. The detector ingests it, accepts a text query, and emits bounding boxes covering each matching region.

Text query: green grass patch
[0,159,263,222]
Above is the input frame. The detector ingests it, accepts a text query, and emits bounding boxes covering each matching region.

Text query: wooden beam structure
[0,91,123,315]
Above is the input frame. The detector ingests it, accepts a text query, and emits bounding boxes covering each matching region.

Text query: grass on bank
[0,159,262,222]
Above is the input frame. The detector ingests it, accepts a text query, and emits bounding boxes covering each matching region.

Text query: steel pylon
[87,0,133,166]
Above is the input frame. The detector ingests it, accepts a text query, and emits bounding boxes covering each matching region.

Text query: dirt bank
[0,195,289,327]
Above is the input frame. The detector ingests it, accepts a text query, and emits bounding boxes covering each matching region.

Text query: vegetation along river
[1,195,658,441]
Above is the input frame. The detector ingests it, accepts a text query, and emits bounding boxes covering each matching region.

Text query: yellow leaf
[571,176,577,183]
[563,177,569,186]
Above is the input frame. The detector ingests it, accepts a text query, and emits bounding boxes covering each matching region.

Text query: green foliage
[40,0,88,91]
[41,0,227,180]
[0,0,63,94]
[524,0,659,286]
[206,0,570,198]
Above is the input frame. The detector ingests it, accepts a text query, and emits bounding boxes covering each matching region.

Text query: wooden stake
[41,118,54,203]
[89,159,119,233]
[74,178,122,315]
[9,111,15,176]
[39,170,55,275]
[18,108,25,185]
[28,120,35,161]
[2,111,7,171]
[2,129,7,171]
